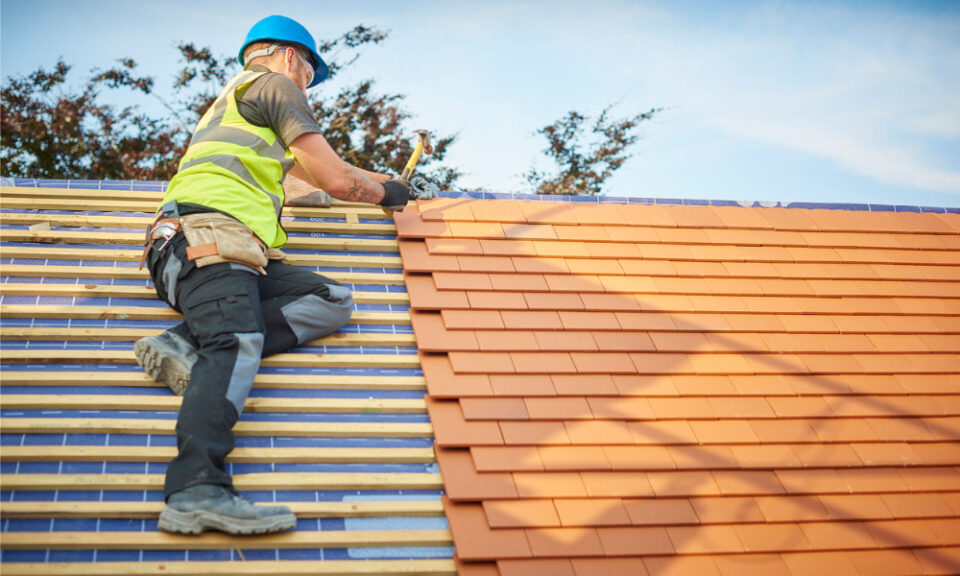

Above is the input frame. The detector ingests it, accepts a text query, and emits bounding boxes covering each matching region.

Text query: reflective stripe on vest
[160,70,294,247]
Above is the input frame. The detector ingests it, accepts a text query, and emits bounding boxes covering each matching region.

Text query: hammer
[382,130,433,214]
[400,129,433,183]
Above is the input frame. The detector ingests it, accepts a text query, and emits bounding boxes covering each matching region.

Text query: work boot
[158,484,297,535]
[134,329,197,395]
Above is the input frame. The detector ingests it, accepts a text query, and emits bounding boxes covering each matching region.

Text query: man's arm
[289,132,385,204]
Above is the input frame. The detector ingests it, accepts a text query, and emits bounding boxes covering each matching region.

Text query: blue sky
[3,0,959,207]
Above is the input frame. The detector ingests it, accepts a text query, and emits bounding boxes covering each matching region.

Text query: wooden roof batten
[0,181,447,573]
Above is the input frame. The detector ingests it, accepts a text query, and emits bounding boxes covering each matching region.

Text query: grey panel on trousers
[162,256,183,307]
[280,285,353,345]
[225,332,264,414]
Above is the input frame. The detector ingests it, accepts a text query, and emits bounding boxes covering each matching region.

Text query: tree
[525,105,662,196]
[1,25,459,187]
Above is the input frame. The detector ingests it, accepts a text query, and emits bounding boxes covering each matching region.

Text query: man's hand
[379,178,412,211]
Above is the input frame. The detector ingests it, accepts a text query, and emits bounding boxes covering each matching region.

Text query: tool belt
[141,211,278,274]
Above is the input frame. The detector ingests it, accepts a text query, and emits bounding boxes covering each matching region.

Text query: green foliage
[525,105,662,195]
[1,25,459,187]
[2,24,658,195]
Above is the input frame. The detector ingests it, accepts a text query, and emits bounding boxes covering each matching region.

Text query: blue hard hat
[239,15,329,87]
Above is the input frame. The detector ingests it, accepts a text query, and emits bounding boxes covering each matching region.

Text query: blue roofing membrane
[0,179,453,566]
[4,176,958,213]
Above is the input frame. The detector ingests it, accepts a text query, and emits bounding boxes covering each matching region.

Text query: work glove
[410,175,440,200]
[379,178,412,212]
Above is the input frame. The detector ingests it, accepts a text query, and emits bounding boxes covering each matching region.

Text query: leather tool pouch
[180,212,268,274]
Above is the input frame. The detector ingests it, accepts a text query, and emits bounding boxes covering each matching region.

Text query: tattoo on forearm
[341,167,383,204]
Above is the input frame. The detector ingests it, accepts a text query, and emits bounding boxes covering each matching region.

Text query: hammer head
[414,129,433,155]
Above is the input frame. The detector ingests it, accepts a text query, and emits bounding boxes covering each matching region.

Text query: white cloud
[677,2,960,195]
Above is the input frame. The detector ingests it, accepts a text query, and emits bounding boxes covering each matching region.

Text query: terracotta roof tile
[427,398,504,446]
[623,498,699,525]
[524,397,593,420]
[448,221,506,239]
[411,311,479,352]
[847,549,926,576]
[689,496,765,524]
[554,498,630,527]
[713,554,791,576]
[534,331,599,352]
[614,374,680,396]
[500,420,571,445]
[491,273,551,292]
[444,498,530,560]
[484,499,561,528]
[540,446,612,471]
[470,199,529,223]
[393,207,452,237]
[666,524,744,554]
[510,352,578,373]
[554,225,612,242]
[420,353,492,397]
[570,557,651,576]
[734,523,811,553]
[524,291,586,310]
[668,445,739,470]
[588,397,656,420]
[499,559,575,576]
[643,556,721,576]
[458,255,517,273]
[473,330,541,352]
[570,352,637,374]
[490,374,557,396]
[512,255,571,274]
[481,238,538,256]
[628,420,699,445]
[553,374,620,396]
[461,397,530,421]
[581,472,656,498]
[603,445,675,470]
[597,526,675,555]
[419,197,478,221]
[398,197,960,571]
[468,290,528,310]
[426,237,483,254]
[514,472,587,498]
[405,273,469,310]
[525,527,605,557]
[454,558,501,576]
[472,446,544,471]
[504,224,559,240]
[564,420,636,445]
[434,271,494,291]
[779,551,859,576]
[437,448,518,500]
[502,310,563,330]
[647,471,720,497]
[450,351,515,373]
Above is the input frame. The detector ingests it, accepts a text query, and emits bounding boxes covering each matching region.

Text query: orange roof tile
[399,197,960,574]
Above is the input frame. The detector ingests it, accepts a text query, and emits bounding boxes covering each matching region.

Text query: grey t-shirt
[236,64,322,149]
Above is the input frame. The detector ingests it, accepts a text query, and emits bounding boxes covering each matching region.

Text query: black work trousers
[146,232,353,498]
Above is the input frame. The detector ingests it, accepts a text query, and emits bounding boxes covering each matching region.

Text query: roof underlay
[0,181,454,575]
[1,179,959,575]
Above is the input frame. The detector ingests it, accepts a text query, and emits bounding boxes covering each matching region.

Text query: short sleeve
[236,71,323,148]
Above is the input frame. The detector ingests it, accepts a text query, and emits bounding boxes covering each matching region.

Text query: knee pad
[280,284,354,344]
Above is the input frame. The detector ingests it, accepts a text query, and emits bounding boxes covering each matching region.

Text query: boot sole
[134,338,191,396]
[158,506,297,535]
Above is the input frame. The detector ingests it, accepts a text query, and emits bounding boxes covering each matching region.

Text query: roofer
[134,15,412,536]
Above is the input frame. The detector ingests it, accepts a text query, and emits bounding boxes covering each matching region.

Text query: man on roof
[134,15,412,536]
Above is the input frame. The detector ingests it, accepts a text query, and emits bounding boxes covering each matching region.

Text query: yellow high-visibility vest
[161,69,293,247]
